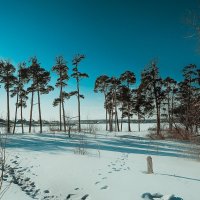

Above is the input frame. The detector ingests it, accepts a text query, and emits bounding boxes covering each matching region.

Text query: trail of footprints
[3,155,60,200]
[95,153,130,191]
[4,155,90,200]
[3,153,129,200]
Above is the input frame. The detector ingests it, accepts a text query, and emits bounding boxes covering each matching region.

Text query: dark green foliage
[174,64,200,134]
[52,56,69,133]
[28,57,54,133]
[140,61,165,135]
[0,60,17,133]
[71,54,89,132]
[11,62,30,134]
[119,71,136,131]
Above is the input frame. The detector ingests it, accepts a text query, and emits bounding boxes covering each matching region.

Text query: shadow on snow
[5,133,200,159]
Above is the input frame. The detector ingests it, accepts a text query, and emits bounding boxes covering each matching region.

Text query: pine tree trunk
[106,108,108,131]
[156,104,161,135]
[37,90,42,133]
[167,94,172,131]
[171,93,174,130]
[114,108,117,132]
[153,81,160,135]
[114,90,118,132]
[7,87,10,133]
[13,93,19,134]
[21,99,24,134]
[128,105,131,132]
[195,125,198,134]
[29,91,34,133]
[59,98,62,131]
[138,112,141,132]
[108,110,110,132]
[59,71,62,131]
[59,84,62,131]
[77,77,81,132]
[111,104,114,132]
[62,101,66,133]
[121,105,123,131]
[109,110,112,132]
[127,83,131,132]
[61,86,66,133]
[104,94,108,131]
[121,117,123,132]
[116,109,120,132]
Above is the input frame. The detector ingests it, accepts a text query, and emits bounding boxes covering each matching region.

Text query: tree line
[0,55,88,135]
[0,56,199,138]
[94,61,200,138]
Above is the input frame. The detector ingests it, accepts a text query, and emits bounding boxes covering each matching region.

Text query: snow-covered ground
[1,126,200,200]
[8,122,157,134]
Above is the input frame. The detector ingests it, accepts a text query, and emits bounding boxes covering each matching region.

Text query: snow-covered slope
[2,131,200,200]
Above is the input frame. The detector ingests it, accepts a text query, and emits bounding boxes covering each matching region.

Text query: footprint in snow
[66,194,75,199]
[102,177,107,179]
[81,194,89,200]
[95,181,100,185]
[12,160,18,164]
[101,186,108,190]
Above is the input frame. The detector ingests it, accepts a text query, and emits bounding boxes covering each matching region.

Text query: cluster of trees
[0,55,88,135]
[94,61,200,137]
[0,54,199,138]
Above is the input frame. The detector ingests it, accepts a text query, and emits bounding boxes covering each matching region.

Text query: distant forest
[0,56,199,138]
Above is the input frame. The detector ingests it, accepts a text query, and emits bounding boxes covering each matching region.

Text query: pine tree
[28,57,53,133]
[163,77,177,131]
[117,85,131,131]
[0,60,17,133]
[133,83,154,132]
[52,56,69,132]
[120,71,136,131]
[106,77,121,132]
[174,64,200,134]
[94,75,110,130]
[11,62,29,134]
[141,61,165,135]
[71,54,89,132]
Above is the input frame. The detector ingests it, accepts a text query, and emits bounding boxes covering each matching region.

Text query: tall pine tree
[71,54,88,132]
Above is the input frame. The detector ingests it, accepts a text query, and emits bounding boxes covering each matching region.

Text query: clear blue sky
[0,0,199,120]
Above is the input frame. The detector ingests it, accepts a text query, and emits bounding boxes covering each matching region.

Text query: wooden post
[147,156,153,174]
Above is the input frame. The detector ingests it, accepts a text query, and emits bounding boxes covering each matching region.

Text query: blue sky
[0,0,200,120]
